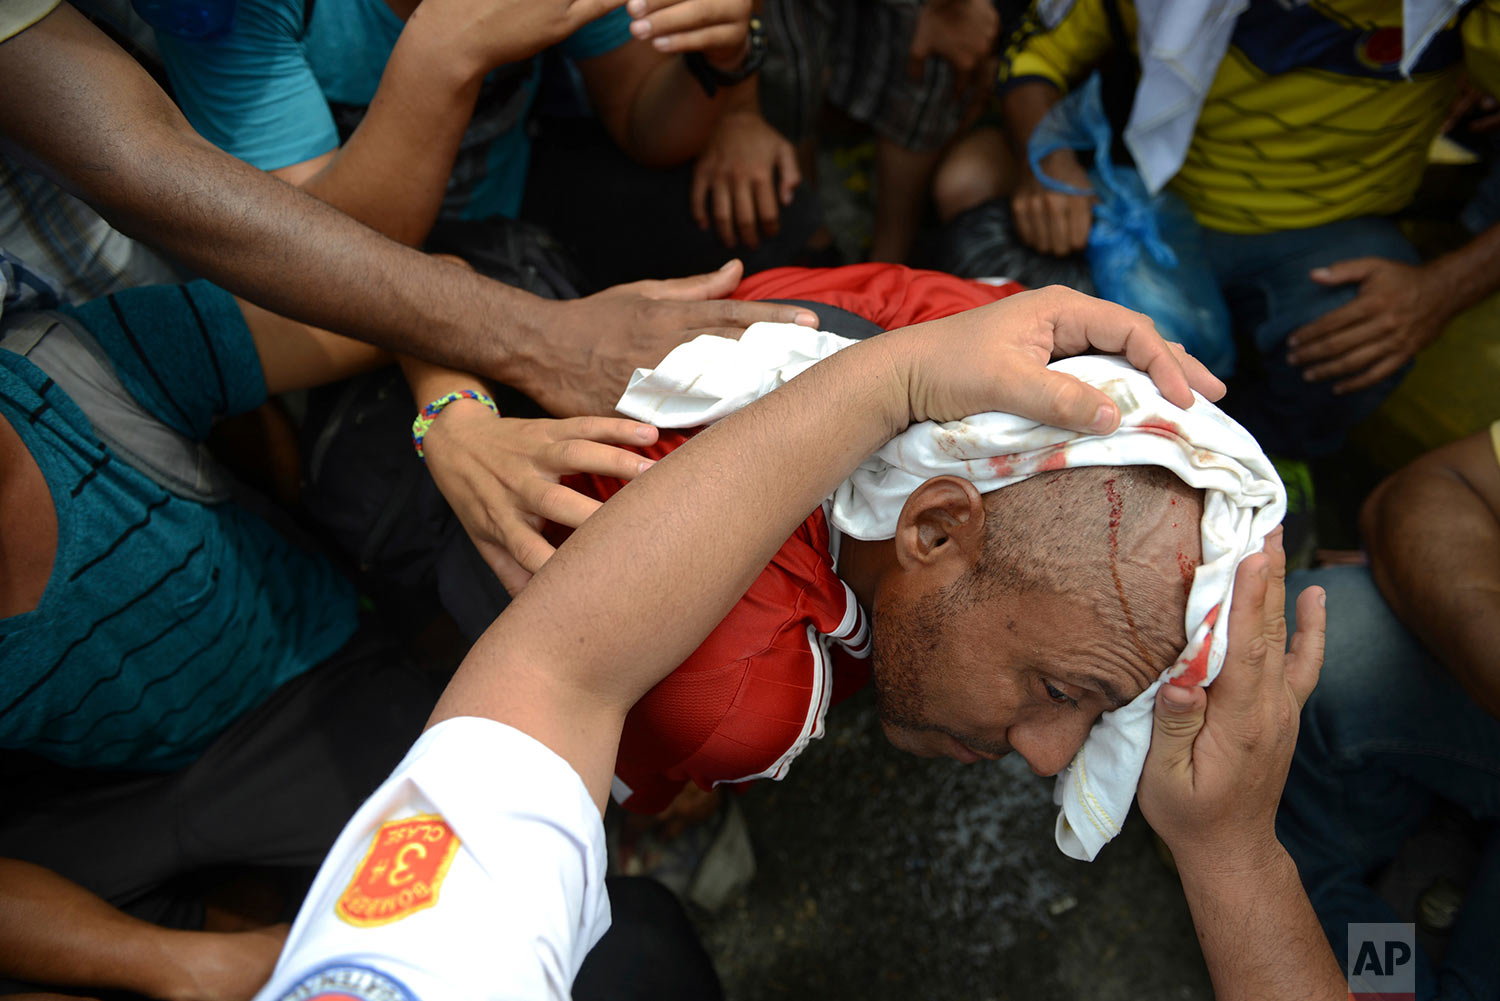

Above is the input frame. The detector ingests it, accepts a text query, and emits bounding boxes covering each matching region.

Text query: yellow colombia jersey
[1004,0,1500,234]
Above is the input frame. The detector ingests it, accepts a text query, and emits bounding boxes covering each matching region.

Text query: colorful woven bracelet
[411,389,498,461]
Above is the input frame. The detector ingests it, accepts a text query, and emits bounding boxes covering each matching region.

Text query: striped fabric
[762,0,972,152]
[1004,0,1500,234]
[0,281,357,769]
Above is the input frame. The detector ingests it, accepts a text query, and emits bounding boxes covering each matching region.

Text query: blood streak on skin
[1170,603,1222,687]
[1105,478,1153,665]
[1177,551,1196,602]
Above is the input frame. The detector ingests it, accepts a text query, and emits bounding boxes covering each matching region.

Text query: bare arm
[0,5,818,416]
[238,298,390,396]
[1001,79,1093,256]
[0,5,552,374]
[583,0,753,165]
[274,0,626,246]
[1176,842,1347,1001]
[1361,429,1500,717]
[0,858,283,1001]
[1139,529,1345,1001]
[428,286,1213,807]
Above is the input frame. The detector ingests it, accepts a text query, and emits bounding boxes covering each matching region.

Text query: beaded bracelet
[411,389,498,461]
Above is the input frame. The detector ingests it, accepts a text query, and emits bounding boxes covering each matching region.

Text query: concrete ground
[693,687,1213,1001]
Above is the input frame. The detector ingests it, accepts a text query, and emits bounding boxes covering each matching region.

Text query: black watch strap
[684,15,768,97]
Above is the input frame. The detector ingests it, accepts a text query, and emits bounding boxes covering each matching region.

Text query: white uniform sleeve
[253,717,612,1001]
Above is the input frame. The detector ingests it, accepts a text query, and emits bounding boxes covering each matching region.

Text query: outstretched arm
[0,858,284,1001]
[0,4,542,373]
[1360,429,1500,718]
[430,286,1214,806]
[0,4,816,416]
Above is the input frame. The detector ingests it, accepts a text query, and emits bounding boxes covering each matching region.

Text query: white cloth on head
[618,323,1285,861]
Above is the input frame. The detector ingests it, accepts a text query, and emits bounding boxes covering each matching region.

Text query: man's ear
[892,476,987,572]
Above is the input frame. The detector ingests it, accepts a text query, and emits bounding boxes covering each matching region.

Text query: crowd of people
[0,0,1495,999]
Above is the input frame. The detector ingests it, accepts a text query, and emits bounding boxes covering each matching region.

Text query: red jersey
[573,264,1024,813]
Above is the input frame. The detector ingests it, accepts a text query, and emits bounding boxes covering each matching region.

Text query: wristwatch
[684,16,768,98]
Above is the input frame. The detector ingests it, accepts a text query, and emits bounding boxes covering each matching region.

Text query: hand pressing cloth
[617,323,1285,860]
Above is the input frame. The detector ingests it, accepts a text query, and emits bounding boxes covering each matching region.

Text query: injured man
[572,264,1283,861]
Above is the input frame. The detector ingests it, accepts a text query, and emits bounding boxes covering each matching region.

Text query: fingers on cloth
[681,297,819,329]
[1006,366,1119,434]
[1147,682,1209,777]
[1042,291,1196,410]
[1212,551,1272,713]
[1167,341,1227,402]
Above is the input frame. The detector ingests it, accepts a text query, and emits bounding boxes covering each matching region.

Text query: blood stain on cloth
[1170,603,1221,687]
[1105,477,1152,665]
[1034,445,1068,472]
[1137,418,1183,438]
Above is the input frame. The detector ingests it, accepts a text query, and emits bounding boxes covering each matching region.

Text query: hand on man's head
[887,285,1225,434]
[1136,527,1327,870]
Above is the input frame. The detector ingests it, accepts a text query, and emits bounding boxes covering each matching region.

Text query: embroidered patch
[277,964,417,1001]
[336,814,460,927]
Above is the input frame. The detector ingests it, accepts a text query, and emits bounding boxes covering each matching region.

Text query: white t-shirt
[254,716,612,1001]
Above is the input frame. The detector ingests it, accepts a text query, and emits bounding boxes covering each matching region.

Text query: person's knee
[932,129,1012,223]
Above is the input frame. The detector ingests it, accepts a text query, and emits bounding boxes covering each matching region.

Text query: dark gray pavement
[694,687,1215,1001]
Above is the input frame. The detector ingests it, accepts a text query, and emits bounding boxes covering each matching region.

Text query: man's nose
[1008,719,1091,777]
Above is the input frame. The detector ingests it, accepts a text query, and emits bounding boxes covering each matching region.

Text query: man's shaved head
[870,465,1204,774]
[963,465,1201,675]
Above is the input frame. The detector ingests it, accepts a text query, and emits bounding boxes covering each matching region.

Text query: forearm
[1362,434,1500,716]
[0,5,554,380]
[296,22,484,246]
[430,333,909,806]
[1175,844,1347,1001]
[1422,220,1500,319]
[0,858,198,999]
[619,55,731,164]
[1001,79,1063,168]
[239,297,391,394]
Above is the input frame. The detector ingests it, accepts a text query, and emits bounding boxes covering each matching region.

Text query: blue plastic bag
[1029,74,1236,378]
